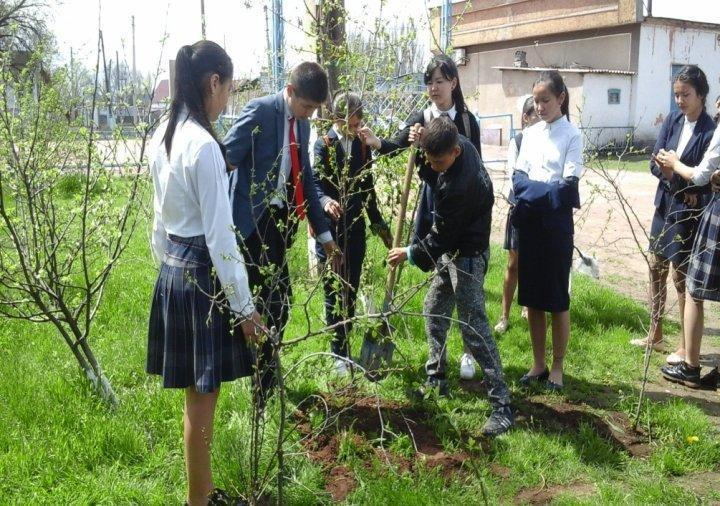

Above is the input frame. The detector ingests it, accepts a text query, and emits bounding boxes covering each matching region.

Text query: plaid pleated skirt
[686,195,720,302]
[147,234,254,393]
[503,206,519,251]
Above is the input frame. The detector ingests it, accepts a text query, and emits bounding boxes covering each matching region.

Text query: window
[608,88,621,105]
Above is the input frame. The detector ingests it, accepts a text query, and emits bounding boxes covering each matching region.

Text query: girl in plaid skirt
[147,41,265,505]
[656,127,720,388]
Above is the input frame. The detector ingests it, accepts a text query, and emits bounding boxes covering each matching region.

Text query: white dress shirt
[150,114,255,318]
[690,126,720,186]
[429,102,457,121]
[271,90,332,244]
[514,116,584,183]
[332,124,354,157]
[676,116,697,158]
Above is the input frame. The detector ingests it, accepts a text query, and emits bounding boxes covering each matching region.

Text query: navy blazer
[223,92,329,240]
[651,110,716,213]
[312,128,386,234]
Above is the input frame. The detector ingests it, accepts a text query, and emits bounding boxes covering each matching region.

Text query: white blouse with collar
[691,126,720,186]
[514,116,584,183]
[150,115,255,318]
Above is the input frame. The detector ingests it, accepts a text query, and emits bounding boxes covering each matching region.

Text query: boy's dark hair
[290,62,329,104]
[521,95,535,128]
[332,92,363,120]
[674,65,709,107]
[534,70,569,119]
[163,40,232,160]
[424,54,467,114]
[422,117,459,156]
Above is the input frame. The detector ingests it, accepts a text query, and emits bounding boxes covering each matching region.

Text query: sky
[50,0,719,80]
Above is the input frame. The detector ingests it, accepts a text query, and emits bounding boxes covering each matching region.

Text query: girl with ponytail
[147,40,265,505]
[511,70,584,391]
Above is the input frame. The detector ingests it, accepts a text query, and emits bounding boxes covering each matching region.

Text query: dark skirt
[147,234,254,393]
[686,195,720,302]
[649,193,705,267]
[516,208,573,313]
[503,206,519,251]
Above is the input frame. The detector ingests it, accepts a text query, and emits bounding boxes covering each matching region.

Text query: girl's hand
[358,127,381,150]
[408,123,425,147]
[656,149,679,170]
[711,170,720,192]
[240,310,267,344]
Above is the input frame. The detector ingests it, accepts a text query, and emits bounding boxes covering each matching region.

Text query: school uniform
[223,91,332,397]
[407,136,510,409]
[503,133,523,251]
[147,114,255,393]
[649,110,715,267]
[686,127,720,302]
[511,116,583,313]
[313,125,388,357]
[377,103,482,243]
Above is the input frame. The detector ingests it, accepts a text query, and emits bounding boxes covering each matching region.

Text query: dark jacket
[378,109,482,243]
[651,109,716,213]
[313,127,386,236]
[223,92,329,239]
[511,171,579,235]
[409,136,493,272]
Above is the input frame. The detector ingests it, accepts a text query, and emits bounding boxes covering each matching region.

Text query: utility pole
[131,15,136,79]
[440,0,452,53]
[268,0,284,92]
[200,0,207,39]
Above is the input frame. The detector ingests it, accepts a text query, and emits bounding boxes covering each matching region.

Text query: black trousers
[315,225,366,357]
[242,205,298,398]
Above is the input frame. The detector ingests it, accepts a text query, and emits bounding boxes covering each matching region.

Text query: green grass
[587,154,650,174]
[1,187,719,504]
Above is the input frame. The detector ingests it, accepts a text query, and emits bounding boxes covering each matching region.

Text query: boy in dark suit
[223,62,341,402]
[387,118,513,437]
[313,92,392,375]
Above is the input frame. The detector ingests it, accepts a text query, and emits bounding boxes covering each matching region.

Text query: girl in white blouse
[657,129,720,388]
[511,70,584,391]
[146,40,264,505]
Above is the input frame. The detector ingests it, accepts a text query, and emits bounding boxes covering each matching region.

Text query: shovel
[358,149,417,381]
[573,245,600,279]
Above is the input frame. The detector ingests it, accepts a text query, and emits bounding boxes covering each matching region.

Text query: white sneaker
[494,318,509,334]
[460,353,476,380]
[335,358,350,377]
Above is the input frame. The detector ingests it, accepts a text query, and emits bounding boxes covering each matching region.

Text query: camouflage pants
[424,252,511,408]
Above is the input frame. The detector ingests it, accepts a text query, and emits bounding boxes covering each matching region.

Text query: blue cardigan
[651,109,716,213]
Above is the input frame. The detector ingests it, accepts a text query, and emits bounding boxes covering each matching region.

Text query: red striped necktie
[288,117,306,219]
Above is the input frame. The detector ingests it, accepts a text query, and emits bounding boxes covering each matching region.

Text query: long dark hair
[674,65,709,108]
[534,70,570,120]
[424,54,467,114]
[163,40,233,159]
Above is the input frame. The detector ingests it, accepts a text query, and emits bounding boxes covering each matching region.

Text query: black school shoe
[661,361,701,388]
[482,406,514,437]
[700,367,719,390]
[519,367,549,386]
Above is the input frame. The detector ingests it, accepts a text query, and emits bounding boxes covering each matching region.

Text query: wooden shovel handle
[382,149,417,310]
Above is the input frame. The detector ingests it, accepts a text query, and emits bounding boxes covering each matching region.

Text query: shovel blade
[358,322,395,382]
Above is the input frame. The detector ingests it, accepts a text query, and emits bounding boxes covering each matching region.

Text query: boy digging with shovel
[387,118,514,437]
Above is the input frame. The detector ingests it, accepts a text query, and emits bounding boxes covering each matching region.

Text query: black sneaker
[412,377,449,399]
[482,406,514,437]
[661,362,701,388]
[700,367,719,390]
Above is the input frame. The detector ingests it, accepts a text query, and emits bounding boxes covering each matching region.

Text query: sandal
[629,337,664,351]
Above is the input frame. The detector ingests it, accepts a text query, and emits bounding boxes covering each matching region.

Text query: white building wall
[579,73,633,149]
[633,20,720,145]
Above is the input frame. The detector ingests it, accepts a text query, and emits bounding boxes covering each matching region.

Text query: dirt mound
[515,481,596,505]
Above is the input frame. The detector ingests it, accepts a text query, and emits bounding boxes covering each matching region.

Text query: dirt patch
[293,393,472,501]
[516,398,652,458]
[515,481,597,505]
[670,471,720,500]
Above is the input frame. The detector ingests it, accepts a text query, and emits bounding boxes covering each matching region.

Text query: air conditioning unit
[453,47,468,66]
